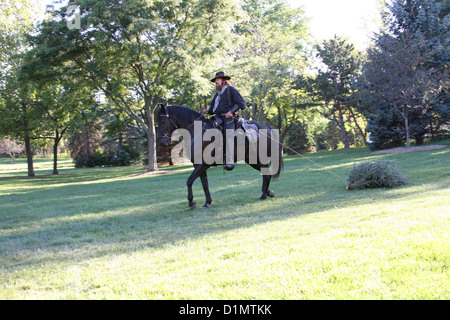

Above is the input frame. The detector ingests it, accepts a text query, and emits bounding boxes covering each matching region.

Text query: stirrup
[224,163,235,171]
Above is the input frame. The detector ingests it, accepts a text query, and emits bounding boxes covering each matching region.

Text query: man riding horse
[203,71,246,171]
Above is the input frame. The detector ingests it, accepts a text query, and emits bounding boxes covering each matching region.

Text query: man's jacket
[208,86,246,115]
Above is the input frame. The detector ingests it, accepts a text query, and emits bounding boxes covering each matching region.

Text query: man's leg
[223,117,235,171]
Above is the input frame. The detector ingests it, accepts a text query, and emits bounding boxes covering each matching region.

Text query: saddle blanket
[237,118,259,143]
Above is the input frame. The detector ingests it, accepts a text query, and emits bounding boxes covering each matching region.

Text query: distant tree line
[0,0,448,176]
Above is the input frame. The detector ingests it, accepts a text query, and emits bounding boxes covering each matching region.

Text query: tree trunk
[52,128,59,175]
[146,104,158,172]
[429,119,435,140]
[53,127,67,175]
[403,106,411,148]
[22,102,35,177]
[24,134,35,177]
[53,142,59,175]
[348,107,367,146]
[415,135,424,145]
[336,100,350,149]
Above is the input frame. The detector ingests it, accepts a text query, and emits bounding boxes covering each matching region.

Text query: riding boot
[224,157,235,171]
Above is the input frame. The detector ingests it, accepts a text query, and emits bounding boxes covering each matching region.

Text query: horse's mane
[167,105,209,123]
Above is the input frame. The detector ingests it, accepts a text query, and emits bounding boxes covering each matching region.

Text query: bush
[74,147,139,168]
[74,151,108,168]
[107,148,133,166]
[347,160,410,190]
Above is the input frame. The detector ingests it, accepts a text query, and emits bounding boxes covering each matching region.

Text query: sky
[38,0,382,50]
[288,0,383,49]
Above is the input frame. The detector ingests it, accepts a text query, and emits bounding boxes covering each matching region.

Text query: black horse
[157,105,282,209]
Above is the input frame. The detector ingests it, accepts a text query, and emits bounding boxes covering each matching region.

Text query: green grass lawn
[0,157,74,173]
[0,144,449,299]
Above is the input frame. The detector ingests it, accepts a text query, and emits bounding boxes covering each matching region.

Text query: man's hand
[203,109,209,114]
[226,111,233,118]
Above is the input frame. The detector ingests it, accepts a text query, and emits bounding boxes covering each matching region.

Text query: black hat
[211,71,231,83]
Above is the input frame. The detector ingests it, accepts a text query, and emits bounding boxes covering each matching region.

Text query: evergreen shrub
[347,160,410,190]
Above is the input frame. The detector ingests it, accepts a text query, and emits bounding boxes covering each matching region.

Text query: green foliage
[360,0,450,149]
[231,0,309,125]
[315,120,343,150]
[347,160,410,190]
[73,150,108,168]
[0,0,39,66]
[69,107,142,168]
[2,0,448,174]
[308,36,363,149]
[366,108,405,151]
[30,0,244,171]
[285,121,315,154]
[73,147,136,168]
[102,109,144,165]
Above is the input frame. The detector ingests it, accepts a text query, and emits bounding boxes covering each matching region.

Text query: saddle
[211,116,259,143]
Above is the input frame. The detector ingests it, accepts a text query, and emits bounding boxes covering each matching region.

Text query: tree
[0,137,24,163]
[284,120,315,154]
[68,104,104,168]
[12,65,97,174]
[366,33,432,147]
[365,105,405,150]
[102,107,145,166]
[0,0,43,177]
[31,0,243,172]
[439,0,450,18]
[0,0,40,67]
[360,0,449,149]
[309,36,363,149]
[231,0,309,124]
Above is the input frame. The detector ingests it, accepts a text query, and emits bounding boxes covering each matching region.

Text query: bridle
[158,105,179,140]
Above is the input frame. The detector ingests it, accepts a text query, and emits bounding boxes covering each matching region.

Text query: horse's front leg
[199,170,212,208]
[186,164,206,210]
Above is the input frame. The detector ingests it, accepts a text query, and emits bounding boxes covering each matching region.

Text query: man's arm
[226,86,246,117]
[205,93,218,114]
[229,86,246,110]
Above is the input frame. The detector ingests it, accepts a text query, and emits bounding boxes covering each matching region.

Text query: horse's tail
[272,129,283,180]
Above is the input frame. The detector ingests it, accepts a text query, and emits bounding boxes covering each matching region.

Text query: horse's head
[156,104,178,147]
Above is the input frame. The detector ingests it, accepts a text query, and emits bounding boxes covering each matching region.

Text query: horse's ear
[157,103,165,111]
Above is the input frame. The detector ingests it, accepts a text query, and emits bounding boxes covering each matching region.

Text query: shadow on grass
[1,147,449,270]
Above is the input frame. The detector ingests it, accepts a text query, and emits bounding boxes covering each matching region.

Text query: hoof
[203,203,210,209]
[260,190,274,200]
[189,202,197,210]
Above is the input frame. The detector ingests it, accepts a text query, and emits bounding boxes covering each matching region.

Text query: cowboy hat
[210,71,231,83]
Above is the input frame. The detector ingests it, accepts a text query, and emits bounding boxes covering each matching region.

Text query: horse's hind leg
[248,163,274,200]
[260,174,273,200]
